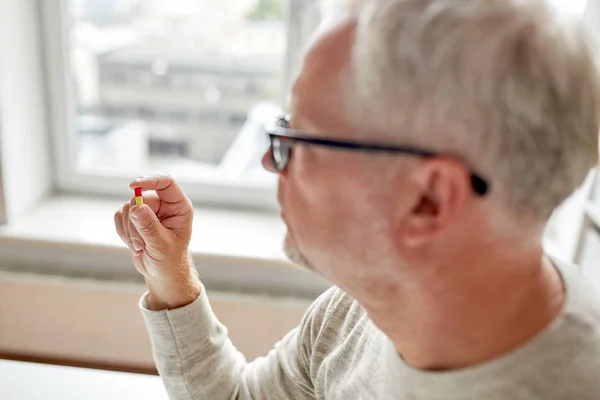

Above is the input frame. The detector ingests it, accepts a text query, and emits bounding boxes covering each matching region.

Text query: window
[44,0,321,210]
[41,0,597,210]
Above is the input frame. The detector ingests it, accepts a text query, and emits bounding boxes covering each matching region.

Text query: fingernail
[131,248,143,258]
[136,175,153,182]
[131,206,147,221]
[131,239,144,252]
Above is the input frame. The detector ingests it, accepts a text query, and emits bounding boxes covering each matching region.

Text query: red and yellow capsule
[134,187,143,206]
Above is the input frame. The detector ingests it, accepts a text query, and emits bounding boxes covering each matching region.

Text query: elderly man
[114,0,600,398]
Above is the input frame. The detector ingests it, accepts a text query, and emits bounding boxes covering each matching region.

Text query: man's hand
[114,174,201,310]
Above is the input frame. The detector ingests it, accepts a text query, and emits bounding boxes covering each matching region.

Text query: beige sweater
[140,260,600,399]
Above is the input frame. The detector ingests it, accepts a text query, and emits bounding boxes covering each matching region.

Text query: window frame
[41,0,318,211]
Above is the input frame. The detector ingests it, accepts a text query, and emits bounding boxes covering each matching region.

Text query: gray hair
[325,0,600,221]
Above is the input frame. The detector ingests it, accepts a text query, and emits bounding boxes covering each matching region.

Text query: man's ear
[398,159,472,248]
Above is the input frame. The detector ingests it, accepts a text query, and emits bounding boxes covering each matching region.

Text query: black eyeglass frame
[266,117,489,196]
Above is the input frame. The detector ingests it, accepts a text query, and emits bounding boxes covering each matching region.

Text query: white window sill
[0,196,329,299]
[0,195,589,299]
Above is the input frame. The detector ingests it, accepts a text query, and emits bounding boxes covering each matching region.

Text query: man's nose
[261,148,277,173]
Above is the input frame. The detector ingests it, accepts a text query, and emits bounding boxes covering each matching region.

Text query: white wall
[0,271,310,369]
[0,0,52,223]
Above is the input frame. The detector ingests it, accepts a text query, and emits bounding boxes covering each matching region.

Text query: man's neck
[360,252,565,371]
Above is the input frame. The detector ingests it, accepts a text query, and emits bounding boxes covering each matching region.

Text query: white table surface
[0,360,169,400]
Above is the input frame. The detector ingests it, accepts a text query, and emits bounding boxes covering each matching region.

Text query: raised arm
[114,174,326,399]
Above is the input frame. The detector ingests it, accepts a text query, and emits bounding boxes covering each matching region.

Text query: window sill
[1,196,585,300]
[0,196,329,299]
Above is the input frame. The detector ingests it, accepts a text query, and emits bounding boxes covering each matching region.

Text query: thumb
[130,204,165,244]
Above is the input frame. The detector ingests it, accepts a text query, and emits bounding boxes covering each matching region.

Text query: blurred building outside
[70,0,285,184]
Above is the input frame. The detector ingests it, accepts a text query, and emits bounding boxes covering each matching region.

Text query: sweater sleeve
[140,284,336,400]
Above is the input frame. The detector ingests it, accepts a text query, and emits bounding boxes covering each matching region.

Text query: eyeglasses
[267,116,489,196]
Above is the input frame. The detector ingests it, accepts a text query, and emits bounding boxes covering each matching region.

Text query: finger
[130,192,193,225]
[130,174,187,204]
[130,204,166,245]
[129,193,161,214]
[122,203,132,247]
[128,213,145,253]
[131,252,148,276]
[114,207,129,246]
